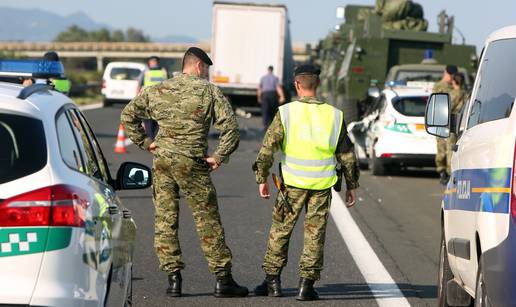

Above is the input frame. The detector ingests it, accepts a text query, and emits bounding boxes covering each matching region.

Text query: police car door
[451,39,516,291]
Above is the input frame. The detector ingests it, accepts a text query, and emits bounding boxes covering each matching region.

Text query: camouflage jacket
[252,96,360,190]
[450,88,467,114]
[120,73,239,164]
[432,80,452,94]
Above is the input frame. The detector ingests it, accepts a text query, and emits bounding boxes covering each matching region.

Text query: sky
[2,0,515,52]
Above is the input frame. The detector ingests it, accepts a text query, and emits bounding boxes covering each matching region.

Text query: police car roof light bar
[0,59,64,79]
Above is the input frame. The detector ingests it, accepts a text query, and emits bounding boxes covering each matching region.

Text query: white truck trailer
[210,1,294,105]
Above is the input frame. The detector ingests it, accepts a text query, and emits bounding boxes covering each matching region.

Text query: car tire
[437,229,453,307]
[371,149,386,176]
[103,98,113,107]
[474,256,491,307]
[124,265,133,307]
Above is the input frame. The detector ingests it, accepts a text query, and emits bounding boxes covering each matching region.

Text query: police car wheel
[371,149,386,176]
[474,256,490,307]
[103,98,113,107]
[437,230,453,307]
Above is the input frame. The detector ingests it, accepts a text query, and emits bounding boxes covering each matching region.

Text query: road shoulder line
[79,102,103,111]
[331,190,412,307]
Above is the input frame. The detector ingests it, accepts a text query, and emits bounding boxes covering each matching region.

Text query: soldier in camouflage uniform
[252,64,360,301]
[446,72,467,175]
[120,47,248,298]
[433,65,456,185]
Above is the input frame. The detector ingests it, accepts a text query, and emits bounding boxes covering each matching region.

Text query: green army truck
[315,1,477,124]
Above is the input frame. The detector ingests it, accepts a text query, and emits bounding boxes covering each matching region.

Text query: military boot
[296,277,319,301]
[213,274,249,298]
[254,275,283,297]
[439,172,450,186]
[166,272,182,297]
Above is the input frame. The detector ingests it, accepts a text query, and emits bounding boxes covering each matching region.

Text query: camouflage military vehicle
[314,0,477,124]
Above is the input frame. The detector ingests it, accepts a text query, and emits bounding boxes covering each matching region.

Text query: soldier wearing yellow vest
[44,51,72,96]
[142,56,168,139]
[252,64,360,301]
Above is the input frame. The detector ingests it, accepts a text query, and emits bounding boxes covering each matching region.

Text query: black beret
[294,64,321,76]
[445,65,458,75]
[185,47,213,66]
[43,51,59,61]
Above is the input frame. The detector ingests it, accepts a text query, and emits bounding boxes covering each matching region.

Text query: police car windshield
[395,71,442,82]
[110,68,142,81]
[391,96,428,117]
[0,113,47,184]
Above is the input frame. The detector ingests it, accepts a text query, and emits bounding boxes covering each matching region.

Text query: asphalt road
[84,104,445,307]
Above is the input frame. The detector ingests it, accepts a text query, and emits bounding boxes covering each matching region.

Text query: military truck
[315,1,477,124]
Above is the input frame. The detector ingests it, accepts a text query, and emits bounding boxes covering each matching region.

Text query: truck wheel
[371,150,385,176]
[438,230,453,307]
[474,256,491,307]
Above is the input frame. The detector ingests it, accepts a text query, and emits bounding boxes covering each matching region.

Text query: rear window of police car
[110,68,142,81]
[0,113,47,184]
[391,96,428,117]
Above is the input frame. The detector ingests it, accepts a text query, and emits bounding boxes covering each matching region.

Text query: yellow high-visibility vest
[279,100,343,190]
[144,68,167,87]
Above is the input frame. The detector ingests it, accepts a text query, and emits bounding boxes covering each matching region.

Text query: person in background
[141,56,168,139]
[432,65,457,185]
[257,65,286,129]
[446,72,467,177]
[43,51,72,96]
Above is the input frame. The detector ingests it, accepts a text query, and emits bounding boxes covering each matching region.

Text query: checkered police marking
[0,228,72,257]
[0,232,38,253]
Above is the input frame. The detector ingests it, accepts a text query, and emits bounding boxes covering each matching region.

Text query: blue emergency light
[385,80,407,87]
[0,59,64,78]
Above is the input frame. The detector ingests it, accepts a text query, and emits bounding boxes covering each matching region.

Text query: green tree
[55,25,89,42]
[54,25,151,42]
[112,30,125,42]
[126,27,150,42]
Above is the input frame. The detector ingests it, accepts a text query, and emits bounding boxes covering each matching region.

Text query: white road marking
[331,190,411,307]
[78,102,103,111]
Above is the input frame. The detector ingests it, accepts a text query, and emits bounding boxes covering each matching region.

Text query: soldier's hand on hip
[204,156,220,171]
[259,183,270,199]
[148,142,157,153]
[345,190,357,208]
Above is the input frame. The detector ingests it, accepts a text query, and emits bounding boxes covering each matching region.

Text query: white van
[101,62,146,107]
[426,25,516,307]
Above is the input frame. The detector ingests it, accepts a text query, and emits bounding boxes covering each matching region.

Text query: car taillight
[0,185,89,227]
[101,80,106,89]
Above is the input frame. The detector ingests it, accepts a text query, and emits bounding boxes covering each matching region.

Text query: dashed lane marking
[331,190,412,307]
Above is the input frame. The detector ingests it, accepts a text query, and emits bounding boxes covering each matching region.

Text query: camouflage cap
[185,47,213,66]
[294,64,321,76]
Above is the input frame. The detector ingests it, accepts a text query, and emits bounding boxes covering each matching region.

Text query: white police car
[349,84,435,175]
[426,25,516,307]
[0,60,151,306]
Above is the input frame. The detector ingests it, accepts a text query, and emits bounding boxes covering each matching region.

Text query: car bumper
[378,154,436,167]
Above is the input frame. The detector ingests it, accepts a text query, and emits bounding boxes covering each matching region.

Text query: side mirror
[425,93,450,138]
[368,87,380,99]
[115,162,152,190]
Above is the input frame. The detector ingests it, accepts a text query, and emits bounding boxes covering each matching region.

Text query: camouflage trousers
[152,151,232,277]
[446,133,458,175]
[262,186,331,280]
[435,137,447,174]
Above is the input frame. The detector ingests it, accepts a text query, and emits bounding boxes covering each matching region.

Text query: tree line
[55,25,150,42]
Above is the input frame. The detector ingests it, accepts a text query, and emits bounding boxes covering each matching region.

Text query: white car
[349,85,436,175]
[0,60,151,306]
[427,25,516,307]
[101,62,146,107]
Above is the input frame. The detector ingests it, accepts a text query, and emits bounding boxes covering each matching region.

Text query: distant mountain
[153,34,198,44]
[0,7,109,41]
